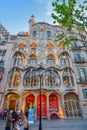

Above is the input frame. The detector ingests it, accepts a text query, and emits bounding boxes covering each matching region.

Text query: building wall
[0,42,14,109]
[1,16,87,119]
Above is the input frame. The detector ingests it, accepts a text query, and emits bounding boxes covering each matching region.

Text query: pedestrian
[17,114,25,130]
[25,108,29,119]
[3,109,8,120]
[12,110,18,130]
[5,112,12,130]
[0,109,2,120]
[24,114,29,130]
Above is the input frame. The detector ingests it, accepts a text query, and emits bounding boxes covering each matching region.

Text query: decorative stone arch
[3,92,20,110]
[64,92,79,100]
[49,91,62,98]
[13,51,25,58]
[59,51,71,58]
[64,92,82,118]
[22,91,35,97]
[24,66,36,71]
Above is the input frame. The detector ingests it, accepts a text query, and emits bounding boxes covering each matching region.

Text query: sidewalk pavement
[0,118,87,130]
[29,118,87,130]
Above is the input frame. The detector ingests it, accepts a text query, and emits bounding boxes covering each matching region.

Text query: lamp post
[37,64,44,130]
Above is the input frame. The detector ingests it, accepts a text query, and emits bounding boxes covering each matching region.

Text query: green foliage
[51,0,87,47]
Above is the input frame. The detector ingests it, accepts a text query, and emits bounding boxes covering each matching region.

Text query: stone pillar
[18,96,22,110]
[0,94,3,109]
[46,93,50,120]
[61,95,66,118]
[20,96,26,113]
[0,94,5,110]
[59,72,64,87]
[34,94,37,121]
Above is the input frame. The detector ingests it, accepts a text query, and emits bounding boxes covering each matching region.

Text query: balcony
[77,77,87,83]
[74,58,85,63]
[23,82,59,90]
[71,46,81,50]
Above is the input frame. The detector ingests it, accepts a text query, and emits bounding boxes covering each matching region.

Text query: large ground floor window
[64,93,82,118]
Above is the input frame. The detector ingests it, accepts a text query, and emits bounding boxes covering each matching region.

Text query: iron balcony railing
[77,77,87,83]
[74,58,85,63]
[71,46,81,50]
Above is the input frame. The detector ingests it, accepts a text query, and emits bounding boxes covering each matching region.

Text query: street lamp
[37,64,44,130]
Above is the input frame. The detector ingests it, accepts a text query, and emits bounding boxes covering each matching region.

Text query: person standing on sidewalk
[0,109,2,120]
[5,111,13,130]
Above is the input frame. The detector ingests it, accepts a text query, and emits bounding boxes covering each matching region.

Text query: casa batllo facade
[1,16,87,119]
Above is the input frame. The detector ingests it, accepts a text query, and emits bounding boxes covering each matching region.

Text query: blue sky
[0,0,53,34]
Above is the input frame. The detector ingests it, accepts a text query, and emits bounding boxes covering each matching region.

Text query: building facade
[0,23,14,110]
[1,16,87,119]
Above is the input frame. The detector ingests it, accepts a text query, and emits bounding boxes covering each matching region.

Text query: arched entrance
[64,92,82,118]
[26,94,35,109]
[49,93,58,119]
[3,93,19,110]
[37,94,47,118]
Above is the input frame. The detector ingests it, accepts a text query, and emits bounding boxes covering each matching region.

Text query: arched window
[32,31,37,37]
[13,52,24,67]
[23,69,38,87]
[9,68,21,87]
[63,68,74,87]
[45,68,60,87]
[46,31,51,37]
[60,53,70,68]
[77,68,87,82]
[28,54,37,65]
[46,54,55,65]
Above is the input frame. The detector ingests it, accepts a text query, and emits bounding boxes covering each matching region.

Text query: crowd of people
[0,108,29,130]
